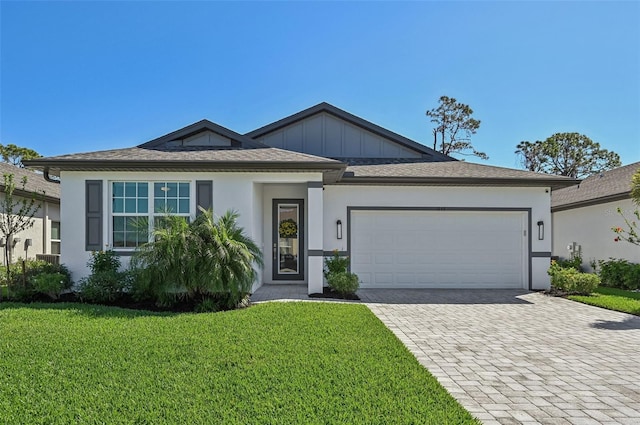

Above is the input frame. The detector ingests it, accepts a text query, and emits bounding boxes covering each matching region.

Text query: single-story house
[552,161,640,270]
[25,102,577,293]
[0,162,61,265]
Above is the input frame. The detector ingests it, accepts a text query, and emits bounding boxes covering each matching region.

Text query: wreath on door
[279,218,298,238]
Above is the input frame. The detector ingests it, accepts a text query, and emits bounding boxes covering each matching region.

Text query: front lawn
[0,302,477,424]
[568,287,640,315]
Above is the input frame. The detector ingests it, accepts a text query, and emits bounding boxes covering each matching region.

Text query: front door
[272,199,304,280]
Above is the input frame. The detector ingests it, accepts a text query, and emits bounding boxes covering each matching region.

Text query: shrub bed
[548,261,599,295]
[596,258,640,290]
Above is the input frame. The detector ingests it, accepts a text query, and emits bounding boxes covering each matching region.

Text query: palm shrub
[131,208,263,309]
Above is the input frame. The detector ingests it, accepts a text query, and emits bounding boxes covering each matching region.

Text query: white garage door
[351,210,527,289]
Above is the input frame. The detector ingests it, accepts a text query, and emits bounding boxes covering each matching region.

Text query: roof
[339,161,579,189]
[552,161,640,211]
[245,102,453,162]
[24,145,346,183]
[0,162,60,202]
[139,119,266,149]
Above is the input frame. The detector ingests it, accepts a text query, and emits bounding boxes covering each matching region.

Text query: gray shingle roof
[552,162,640,210]
[0,162,60,200]
[344,161,578,188]
[33,146,343,164]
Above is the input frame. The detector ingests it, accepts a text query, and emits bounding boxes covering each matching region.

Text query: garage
[350,209,528,289]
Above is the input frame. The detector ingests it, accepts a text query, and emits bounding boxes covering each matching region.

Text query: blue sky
[1,1,638,169]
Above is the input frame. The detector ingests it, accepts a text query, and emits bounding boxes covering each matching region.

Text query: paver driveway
[361,289,640,425]
[252,286,640,424]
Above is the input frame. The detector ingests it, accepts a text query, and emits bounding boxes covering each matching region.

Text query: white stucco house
[25,103,577,293]
[0,162,61,265]
[552,162,640,270]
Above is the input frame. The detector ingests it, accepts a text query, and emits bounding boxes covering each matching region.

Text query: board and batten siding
[255,112,421,158]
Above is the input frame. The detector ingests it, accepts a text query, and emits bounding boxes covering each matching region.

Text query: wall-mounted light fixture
[336,219,343,240]
[537,220,544,240]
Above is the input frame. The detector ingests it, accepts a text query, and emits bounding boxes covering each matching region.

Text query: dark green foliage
[426,95,485,159]
[31,272,68,300]
[596,259,640,290]
[555,255,583,271]
[3,260,72,301]
[516,133,621,178]
[0,302,479,424]
[324,249,350,278]
[327,271,360,295]
[131,208,263,309]
[0,143,41,167]
[548,261,599,294]
[569,287,640,315]
[78,250,130,303]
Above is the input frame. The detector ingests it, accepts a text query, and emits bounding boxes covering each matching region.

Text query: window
[111,181,191,249]
[51,221,61,255]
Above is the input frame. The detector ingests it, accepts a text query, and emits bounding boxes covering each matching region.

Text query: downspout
[43,168,60,184]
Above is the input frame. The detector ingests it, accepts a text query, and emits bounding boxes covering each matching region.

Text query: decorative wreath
[279,218,298,238]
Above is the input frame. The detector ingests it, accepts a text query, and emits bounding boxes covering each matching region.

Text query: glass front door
[272,199,304,280]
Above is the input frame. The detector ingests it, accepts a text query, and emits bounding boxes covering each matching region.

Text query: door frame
[272,199,305,281]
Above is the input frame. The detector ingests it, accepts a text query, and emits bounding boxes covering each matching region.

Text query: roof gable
[140,119,266,149]
[246,102,453,162]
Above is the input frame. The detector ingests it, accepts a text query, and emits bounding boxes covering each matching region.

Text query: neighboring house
[25,102,576,293]
[552,162,640,270]
[0,162,61,265]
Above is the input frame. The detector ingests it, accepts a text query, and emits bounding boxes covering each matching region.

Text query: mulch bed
[308,287,360,301]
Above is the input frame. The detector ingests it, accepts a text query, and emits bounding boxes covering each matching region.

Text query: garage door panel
[351,210,526,289]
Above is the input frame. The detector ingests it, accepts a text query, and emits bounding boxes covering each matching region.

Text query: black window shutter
[85,180,103,251]
[196,180,213,215]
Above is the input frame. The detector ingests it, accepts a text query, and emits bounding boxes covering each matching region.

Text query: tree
[516,133,621,178]
[612,168,640,246]
[426,95,486,159]
[0,173,42,299]
[0,144,41,167]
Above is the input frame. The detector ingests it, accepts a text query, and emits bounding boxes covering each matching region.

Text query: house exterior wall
[60,170,322,287]
[255,112,421,158]
[323,185,553,290]
[552,198,640,270]
[0,193,60,265]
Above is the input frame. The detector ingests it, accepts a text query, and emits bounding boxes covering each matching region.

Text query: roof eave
[335,176,579,190]
[24,159,346,179]
[552,192,631,212]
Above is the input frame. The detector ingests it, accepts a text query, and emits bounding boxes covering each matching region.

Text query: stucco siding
[60,171,322,283]
[552,199,640,270]
[323,185,553,290]
[0,193,60,265]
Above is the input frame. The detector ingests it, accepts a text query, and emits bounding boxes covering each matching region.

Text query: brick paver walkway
[251,286,640,424]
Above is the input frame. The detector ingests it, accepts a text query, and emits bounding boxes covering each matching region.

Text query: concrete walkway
[251,285,640,424]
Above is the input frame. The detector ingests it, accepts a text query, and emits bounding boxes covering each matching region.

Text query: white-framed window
[51,221,61,254]
[111,181,191,249]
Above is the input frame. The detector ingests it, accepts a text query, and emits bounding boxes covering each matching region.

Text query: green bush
[548,261,600,294]
[555,255,583,271]
[327,271,360,296]
[78,251,130,303]
[597,258,640,290]
[131,209,263,309]
[4,260,72,301]
[324,250,349,279]
[32,272,68,300]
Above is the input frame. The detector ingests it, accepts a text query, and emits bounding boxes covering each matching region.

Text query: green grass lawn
[0,302,478,424]
[569,287,640,315]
